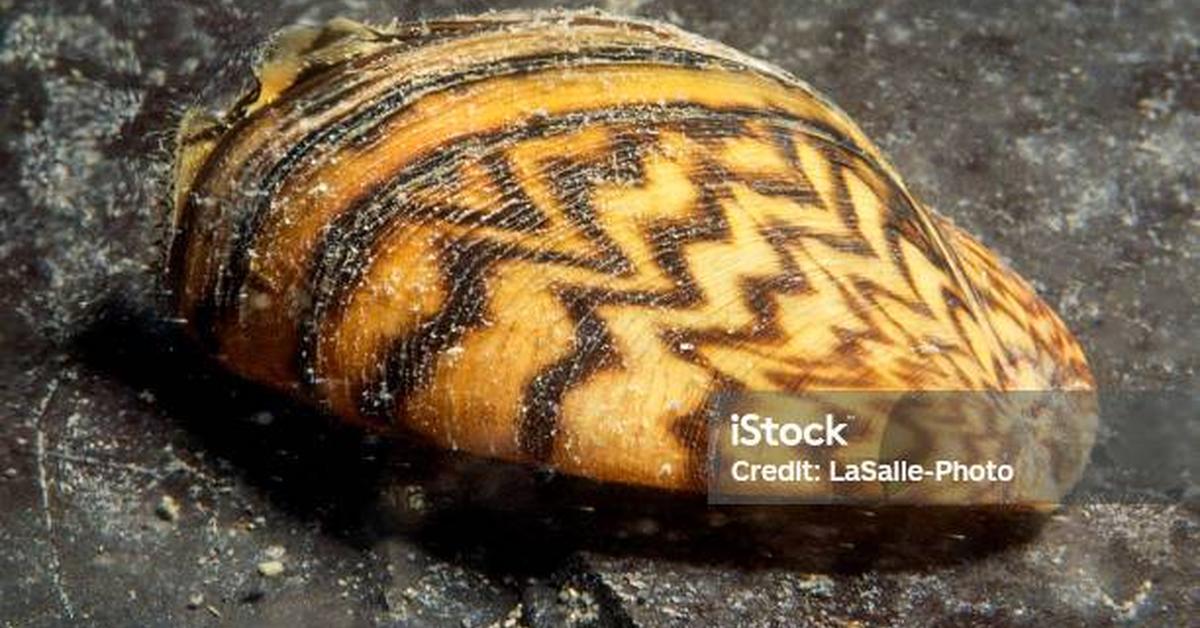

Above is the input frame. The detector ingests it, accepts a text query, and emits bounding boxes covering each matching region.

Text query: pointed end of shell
[246,18,385,115]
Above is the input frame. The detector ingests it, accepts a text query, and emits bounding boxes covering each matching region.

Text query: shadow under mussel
[72,297,1048,576]
[384,461,1048,575]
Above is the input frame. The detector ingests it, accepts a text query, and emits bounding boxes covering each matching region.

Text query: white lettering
[729,413,851,447]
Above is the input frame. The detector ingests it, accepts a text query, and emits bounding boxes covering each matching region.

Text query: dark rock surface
[1,1,1195,625]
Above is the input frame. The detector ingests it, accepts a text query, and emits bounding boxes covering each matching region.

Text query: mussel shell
[168,11,1095,502]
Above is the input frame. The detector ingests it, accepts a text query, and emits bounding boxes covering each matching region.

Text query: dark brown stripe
[518,289,621,460]
[196,44,823,344]
[169,15,602,302]
[299,105,825,394]
[316,106,906,460]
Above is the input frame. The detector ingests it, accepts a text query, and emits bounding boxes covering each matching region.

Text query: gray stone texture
[0,0,1195,625]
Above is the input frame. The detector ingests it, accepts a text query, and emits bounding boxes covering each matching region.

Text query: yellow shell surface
[168,11,1096,501]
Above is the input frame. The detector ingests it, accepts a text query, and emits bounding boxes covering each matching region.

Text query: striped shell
[167,12,1096,502]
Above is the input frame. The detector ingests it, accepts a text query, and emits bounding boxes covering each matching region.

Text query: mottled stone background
[0,0,1195,626]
